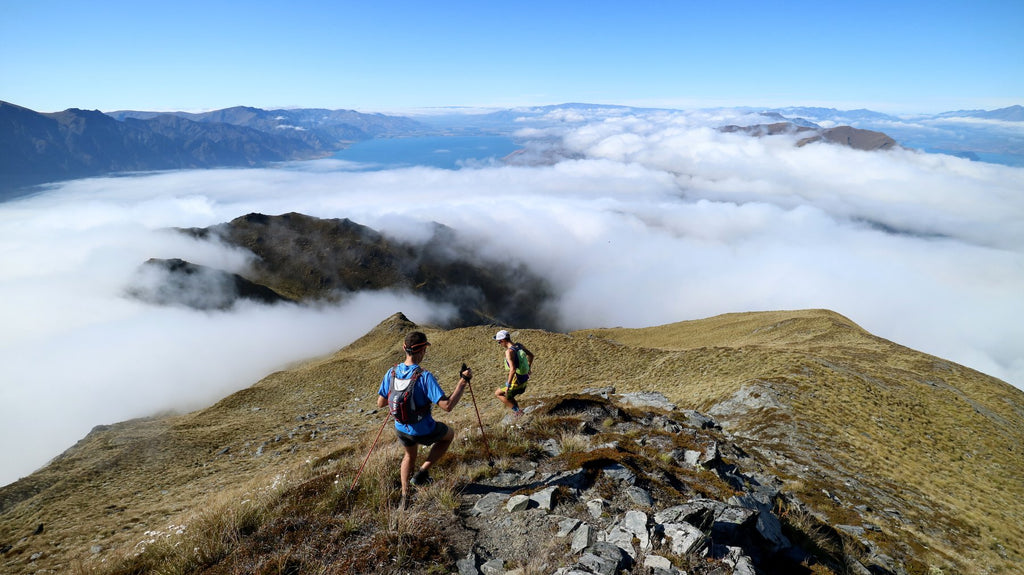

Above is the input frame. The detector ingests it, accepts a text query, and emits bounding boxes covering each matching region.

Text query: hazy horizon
[6,99,1023,120]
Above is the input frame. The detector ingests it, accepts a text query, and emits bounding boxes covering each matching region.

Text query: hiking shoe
[398,494,409,510]
[512,409,524,420]
[411,468,432,486]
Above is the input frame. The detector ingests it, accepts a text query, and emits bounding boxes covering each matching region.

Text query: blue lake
[331,135,521,170]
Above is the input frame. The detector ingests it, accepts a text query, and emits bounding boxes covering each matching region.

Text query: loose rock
[506,494,531,512]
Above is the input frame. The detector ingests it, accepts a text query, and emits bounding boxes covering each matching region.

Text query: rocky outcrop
[449,390,892,575]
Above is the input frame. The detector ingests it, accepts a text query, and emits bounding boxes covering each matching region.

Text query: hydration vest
[387,365,430,424]
[511,343,531,376]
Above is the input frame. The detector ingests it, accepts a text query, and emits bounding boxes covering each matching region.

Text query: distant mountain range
[933,104,1024,121]
[763,105,1024,165]
[750,104,1024,124]
[450,103,1022,164]
[423,103,1024,131]
[0,101,427,198]
[107,105,427,143]
[3,101,1021,199]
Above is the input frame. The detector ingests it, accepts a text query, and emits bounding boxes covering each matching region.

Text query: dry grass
[65,425,477,575]
[556,430,592,454]
[2,309,1022,574]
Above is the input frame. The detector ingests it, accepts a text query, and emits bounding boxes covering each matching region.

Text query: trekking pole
[463,363,493,460]
[349,412,391,494]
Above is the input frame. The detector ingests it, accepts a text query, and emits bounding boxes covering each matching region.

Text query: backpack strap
[409,367,430,416]
[510,344,529,374]
[397,366,430,408]
[387,363,399,390]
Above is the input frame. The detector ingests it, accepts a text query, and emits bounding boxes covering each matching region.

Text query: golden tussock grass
[3,309,1022,574]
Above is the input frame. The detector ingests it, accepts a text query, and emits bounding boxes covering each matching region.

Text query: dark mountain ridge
[126,258,294,310]
[712,122,900,152]
[0,101,427,198]
[135,212,555,329]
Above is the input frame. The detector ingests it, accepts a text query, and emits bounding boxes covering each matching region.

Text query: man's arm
[437,367,472,412]
[436,380,467,412]
[505,347,516,385]
[377,370,390,408]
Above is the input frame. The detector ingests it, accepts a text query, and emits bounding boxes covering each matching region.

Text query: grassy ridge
[1,310,1021,574]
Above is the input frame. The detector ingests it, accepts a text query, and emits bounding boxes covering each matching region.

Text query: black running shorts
[395,421,451,447]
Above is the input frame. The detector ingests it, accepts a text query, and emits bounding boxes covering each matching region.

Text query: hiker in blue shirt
[376,330,471,507]
[493,329,534,419]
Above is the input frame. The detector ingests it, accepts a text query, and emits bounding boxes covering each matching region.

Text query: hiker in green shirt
[493,329,534,419]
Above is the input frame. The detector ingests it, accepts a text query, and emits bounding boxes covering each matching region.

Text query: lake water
[331,135,521,170]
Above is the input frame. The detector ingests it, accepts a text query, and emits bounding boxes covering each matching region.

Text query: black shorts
[395,421,451,447]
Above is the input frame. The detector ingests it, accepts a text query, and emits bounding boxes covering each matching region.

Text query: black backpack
[387,365,430,424]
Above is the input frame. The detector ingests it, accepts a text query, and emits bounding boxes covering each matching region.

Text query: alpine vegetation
[1,312,1021,574]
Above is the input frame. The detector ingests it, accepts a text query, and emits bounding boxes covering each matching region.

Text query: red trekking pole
[463,363,493,460]
[349,412,391,494]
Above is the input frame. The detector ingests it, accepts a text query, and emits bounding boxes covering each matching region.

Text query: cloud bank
[2,108,1022,486]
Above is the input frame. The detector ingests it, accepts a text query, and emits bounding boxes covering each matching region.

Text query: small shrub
[557,430,591,454]
[777,500,844,569]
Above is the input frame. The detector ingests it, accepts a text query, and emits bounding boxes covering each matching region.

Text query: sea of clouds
[1,108,1022,486]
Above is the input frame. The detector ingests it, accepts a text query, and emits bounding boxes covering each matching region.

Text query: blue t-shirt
[378,363,445,435]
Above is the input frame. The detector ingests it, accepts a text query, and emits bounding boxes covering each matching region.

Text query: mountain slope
[162,212,555,328]
[111,105,428,152]
[578,310,1024,569]
[0,102,318,196]
[110,105,426,141]
[0,102,428,198]
[1,310,1021,574]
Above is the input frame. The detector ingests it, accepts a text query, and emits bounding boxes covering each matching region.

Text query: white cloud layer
[2,109,1022,486]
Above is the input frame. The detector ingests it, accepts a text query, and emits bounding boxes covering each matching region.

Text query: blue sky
[2,0,1022,114]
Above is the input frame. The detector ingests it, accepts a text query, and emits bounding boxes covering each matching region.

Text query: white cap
[494,329,510,341]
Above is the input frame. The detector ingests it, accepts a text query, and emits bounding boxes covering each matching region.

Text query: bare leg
[495,387,516,410]
[419,427,455,473]
[400,443,418,496]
